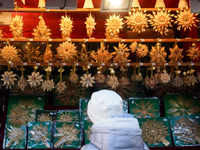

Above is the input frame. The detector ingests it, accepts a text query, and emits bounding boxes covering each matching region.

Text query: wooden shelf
[0,38,199,43]
[2,62,200,67]
[0,8,182,13]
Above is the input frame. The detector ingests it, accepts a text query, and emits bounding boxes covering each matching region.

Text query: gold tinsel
[80,73,95,88]
[33,16,51,39]
[125,9,149,33]
[91,42,113,63]
[1,45,18,62]
[27,72,43,88]
[187,43,200,60]
[1,71,17,89]
[43,44,53,63]
[9,15,24,38]
[169,44,184,63]
[60,15,73,39]
[57,41,77,62]
[149,44,167,63]
[54,123,80,148]
[18,42,41,63]
[175,9,199,31]
[148,10,174,35]
[5,126,25,148]
[112,43,131,63]
[105,14,124,39]
[85,13,96,38]
[141,119,170,146]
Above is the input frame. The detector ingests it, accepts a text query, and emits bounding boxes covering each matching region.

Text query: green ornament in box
[164,94,200,117]
[36,110,57,122]
[3,124,26,149]
[28,122,52,149]
[6,94,45,126]
[53,122,82,148]
[129,97,160,118]
[170,114,200,146]
[83,122,93,145]
[57,110,80,122]
[138,117,172,147]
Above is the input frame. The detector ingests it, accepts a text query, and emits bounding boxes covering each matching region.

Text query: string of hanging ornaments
[0,0,199,95]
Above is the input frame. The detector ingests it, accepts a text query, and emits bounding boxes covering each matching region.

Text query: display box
[6,94,45,126]
[83,122,93,145]
[27,121,52,149]
[129,97,160,118]
[170,114,200,146]
[57,110,80,122]
[36,110,57,122]
[53,122,82,148]
[3,124,26,149]
[138,117,172,147]
[164,94,200,117]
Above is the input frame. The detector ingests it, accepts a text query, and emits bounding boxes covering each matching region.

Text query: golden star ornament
[1,45,18,62]
[27,72,43,88]
[60,15,73,39]
[187,43,200,60]
[149,43,167,63]
[9,15,24,38]
[85,13,96,38]
[1,71,17,89]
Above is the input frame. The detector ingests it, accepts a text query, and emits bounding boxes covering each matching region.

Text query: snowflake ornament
[107,75,119,89]
[169,44,184,63]
[1,45,18,62]
[80,73,95,88]
[18,77,27,91]
[27,72,43,88]
[56,81,66,94]
[42,79,55,92]
[187,43,200,60]
[1,71,17,89]
[149,44,167,63]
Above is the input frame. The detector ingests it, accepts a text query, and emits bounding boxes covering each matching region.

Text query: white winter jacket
[81,114,149,150]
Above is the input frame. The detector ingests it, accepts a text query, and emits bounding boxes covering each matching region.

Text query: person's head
[87,90,123,124]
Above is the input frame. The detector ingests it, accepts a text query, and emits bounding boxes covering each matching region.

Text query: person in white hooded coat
[81,90,149,150]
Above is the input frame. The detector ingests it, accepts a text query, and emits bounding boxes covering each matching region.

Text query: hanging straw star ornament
[42,66,55,92]
[105,14,124,39]
[80,73,95,88]
[175,9,199,31]
[149,43,167,63]
[91,42,113,63]
[125,9,149,33]
[56,66,66,94]
[112,43,131,63]
[18,65,27,91]
[169,43,184,63]
[69,65,79,84]
[107,75,119,89]
[60,15,73,39]
[43,44,53,63]
[33,16,51,39]
[27,67,43,88]
[187,43,200,60]
[9,15,24,38]
[130,42,138,53]
[85,13,96,38]
[1,71,17,89]
[57,41,77,62]
[119,77,130,86]
[1,45,18,63]
[136,44,149,58]
[148,10,174,35]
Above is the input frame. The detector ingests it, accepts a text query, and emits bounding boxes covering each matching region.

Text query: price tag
[193,96,197,99]
[29,38,33,41]
[114,63,118,66]
[132,101,135,104]
[10,63,13,66]
[152,63,155,66]
[46,9,50,11]
[62,63,66,66]
[177,39,180,42]
[10,38,14,41]
[36,63,40,66]
[88,63,92,66]
[46,123,49,125]
[85,100,88,103]
[191,63,194,66]
[49,63,53,66]
[141,39,145,42]
[50,113,54,115]
[163,119,168,121]
[84,39,88,42]
[48,39,52,42]
[126,63,130,66]
[75,63,79,66]
[38,97,42,100]
[23,63,27,66]
[178,63,181,66]
[139,63,143,66]
[66,38,71,42]
[121,39,125,42]
[76,124,79,127]
[103,39,107,42]
[101,63,105,66]
[165,63,168,66]
[2,105,4,111]
[158,39,162,42]
[195,116,200,119]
